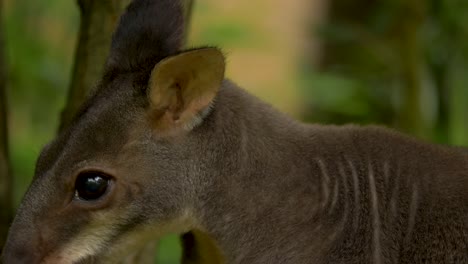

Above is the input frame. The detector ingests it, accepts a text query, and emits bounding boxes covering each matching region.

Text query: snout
[2,243,73,264]
[2,238,44,264]
[2,219,52,264]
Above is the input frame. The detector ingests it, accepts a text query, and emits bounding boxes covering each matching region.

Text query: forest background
[0,0,467,263]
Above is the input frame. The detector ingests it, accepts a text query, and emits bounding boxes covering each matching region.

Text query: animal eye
[74,172,110,201]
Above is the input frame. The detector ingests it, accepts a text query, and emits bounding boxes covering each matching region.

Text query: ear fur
[147,48,225,136]
[106,0,184,72]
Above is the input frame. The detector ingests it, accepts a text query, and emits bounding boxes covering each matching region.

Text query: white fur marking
[406,184,419,243]
[330,175,339,211]
[45,222,117,264]
[346,158,360,231]
[390,163,401,217]
[368,163,382,264]
[182,100,214,131]
[316,159,330,208]
[383,161,390,186]
[338,162,350,226]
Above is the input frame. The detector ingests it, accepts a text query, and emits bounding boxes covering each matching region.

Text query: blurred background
[0,0,467,263]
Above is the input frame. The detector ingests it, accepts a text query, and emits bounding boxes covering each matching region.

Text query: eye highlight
[74,172,111,201]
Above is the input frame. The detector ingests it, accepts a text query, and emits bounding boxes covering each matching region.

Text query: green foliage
[5,0,78,205]
[198,21,253,47]
[299,71,393,125]
[3,0,468,261]
[156,235,183,264]
[301,0,468,145]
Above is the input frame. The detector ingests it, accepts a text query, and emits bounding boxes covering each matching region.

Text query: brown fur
[3,0,467,263]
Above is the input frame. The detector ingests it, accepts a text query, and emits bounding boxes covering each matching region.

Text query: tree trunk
[318,0,429,138]
[447,54,468,146]
[59,0,131,131]
[182,0,194,45]
[0,0,13,251]
[394,0,429,139]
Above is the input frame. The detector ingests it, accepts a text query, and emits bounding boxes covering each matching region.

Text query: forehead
[36,76,148,177]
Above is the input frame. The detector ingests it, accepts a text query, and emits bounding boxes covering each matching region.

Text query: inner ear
[147,48,225,135]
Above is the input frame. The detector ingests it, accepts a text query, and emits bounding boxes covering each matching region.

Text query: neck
[188,82,328,262]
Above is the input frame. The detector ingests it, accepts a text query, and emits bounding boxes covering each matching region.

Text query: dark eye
[75,172,111,201]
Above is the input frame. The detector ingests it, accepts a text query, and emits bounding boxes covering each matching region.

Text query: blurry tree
[303,0,468,145]
[302,0,398,128]
[59,0,132,131]
[0,0,13,250]
[426,0,468,145]
[394,0,428,138]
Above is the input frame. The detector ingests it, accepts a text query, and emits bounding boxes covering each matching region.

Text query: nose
[2,234,44,264]
[2,247,42,264]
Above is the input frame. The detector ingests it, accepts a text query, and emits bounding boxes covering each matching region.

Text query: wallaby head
[4,0,468,263]
[3,0,226,263]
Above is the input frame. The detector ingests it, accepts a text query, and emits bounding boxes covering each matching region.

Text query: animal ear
[147,48,225,136]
